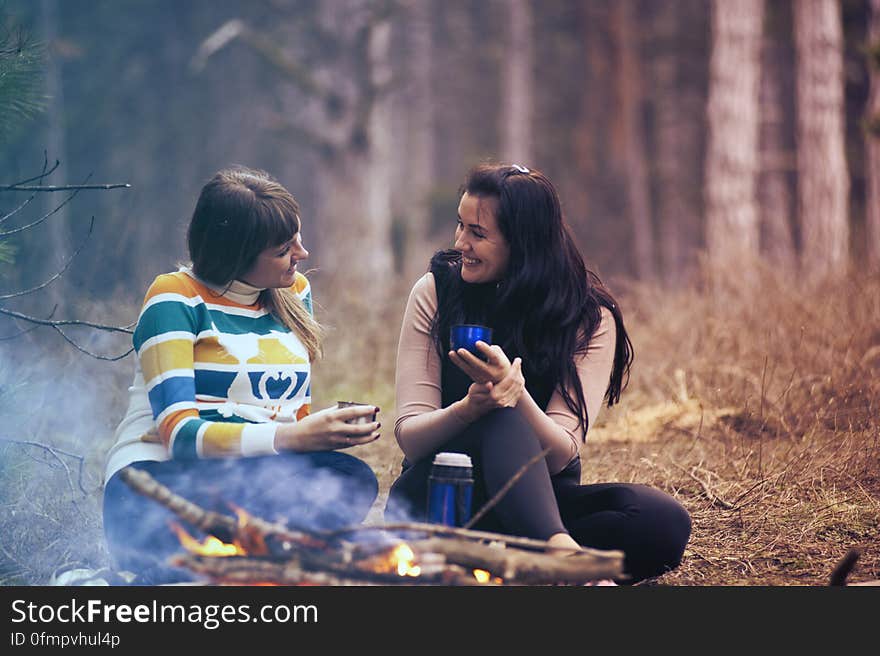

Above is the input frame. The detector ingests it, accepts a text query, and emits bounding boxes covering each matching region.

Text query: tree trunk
[704,0,763,274]
[866,0,880,269]
[314,147,393,292]
[567,0,612,251]
[793,0,850,279]
[397,0,436,278]
[304,0,394,289]
[650,0,706,286]
[758,1,797,270]
[40,0,69,310]
[611,0,654,280]
[501,0,534,165]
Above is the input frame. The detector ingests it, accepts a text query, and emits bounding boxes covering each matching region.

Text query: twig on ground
[671,460,735,509]
[0,438,90,495]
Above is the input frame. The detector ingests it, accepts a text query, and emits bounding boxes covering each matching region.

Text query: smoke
[0,324,135,584]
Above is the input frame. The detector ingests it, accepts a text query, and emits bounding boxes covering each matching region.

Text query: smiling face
[240,231,309,289]
[454,192,510,284]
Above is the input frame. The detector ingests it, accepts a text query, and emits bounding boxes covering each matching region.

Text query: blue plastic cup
[450,324,493,357]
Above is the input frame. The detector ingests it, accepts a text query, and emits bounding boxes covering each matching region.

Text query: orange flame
[473,568,503,584]
[391,543,421,577]
[170,522,246,557]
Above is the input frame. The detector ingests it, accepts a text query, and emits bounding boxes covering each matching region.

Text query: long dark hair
[431,163,633,437]
[186,166,323,360]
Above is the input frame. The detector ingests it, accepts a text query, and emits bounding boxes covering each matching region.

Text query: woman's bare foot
[547,532,582,556]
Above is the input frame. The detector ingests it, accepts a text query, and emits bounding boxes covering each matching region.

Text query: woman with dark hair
[102,166,380,584]
[385,163,691,583]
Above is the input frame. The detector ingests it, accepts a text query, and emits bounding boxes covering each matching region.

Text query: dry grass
[1,264,877,586]
[583,261,880,585]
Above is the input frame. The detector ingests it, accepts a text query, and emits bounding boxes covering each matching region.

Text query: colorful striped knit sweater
[104,268,313,480]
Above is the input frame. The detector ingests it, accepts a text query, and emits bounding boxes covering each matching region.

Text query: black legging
[103,451,378,584]
[385,408,691,582]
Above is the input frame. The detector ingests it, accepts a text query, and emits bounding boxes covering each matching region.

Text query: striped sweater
[104,269,313,480]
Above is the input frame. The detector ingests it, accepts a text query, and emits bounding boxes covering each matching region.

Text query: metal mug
[450,324,493,357]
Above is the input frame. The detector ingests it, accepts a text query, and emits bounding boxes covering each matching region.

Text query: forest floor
[1,263,877,586]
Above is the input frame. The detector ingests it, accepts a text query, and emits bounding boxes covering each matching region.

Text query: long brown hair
[186,166,323,360]
[431,163,633,436]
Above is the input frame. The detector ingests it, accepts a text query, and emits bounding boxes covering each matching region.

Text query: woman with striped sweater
[102,167,379,583]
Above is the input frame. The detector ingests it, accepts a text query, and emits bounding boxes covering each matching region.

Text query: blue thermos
[427,452,474,527]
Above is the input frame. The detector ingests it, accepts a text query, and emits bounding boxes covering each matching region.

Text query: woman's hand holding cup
[274,404,380,452]
[458,356,525,421]
[449,340,514,385]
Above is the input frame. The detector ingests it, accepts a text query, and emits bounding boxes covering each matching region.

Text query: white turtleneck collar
[181,267,264,306]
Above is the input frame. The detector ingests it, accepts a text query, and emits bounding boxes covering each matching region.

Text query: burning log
[119,466,626,586]
[407,538,622,585]
[172,553,483,586]
[118,467,331,555]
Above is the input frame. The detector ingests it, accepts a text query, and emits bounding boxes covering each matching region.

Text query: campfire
[119,468,625,586]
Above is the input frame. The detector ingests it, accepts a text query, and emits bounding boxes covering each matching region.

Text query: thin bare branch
[0,194,36,225]
[1,183,131,192]
[0,323,39,341]
[0,173,90,238]
[0,217,94,300]
[192,19,324,97]
[0,306,133,333]
[0,155,56,225]
[51,325,134,361]
[463,447,552,529]
[5,157,60,187]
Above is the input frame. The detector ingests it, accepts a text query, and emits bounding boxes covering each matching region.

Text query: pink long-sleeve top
[393,272,617,474]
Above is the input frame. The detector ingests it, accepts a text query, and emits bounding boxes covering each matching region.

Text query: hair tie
[510,164,530,174]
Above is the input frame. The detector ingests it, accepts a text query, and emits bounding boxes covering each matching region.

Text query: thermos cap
[432,452,472,468]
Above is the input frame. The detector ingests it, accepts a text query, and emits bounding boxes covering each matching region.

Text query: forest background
[0,0,878,586]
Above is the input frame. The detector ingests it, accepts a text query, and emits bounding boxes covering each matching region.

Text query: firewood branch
[117,467,329,552]
[119,467,627,585]
[119,468,238,542]
[409,538,624,584]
